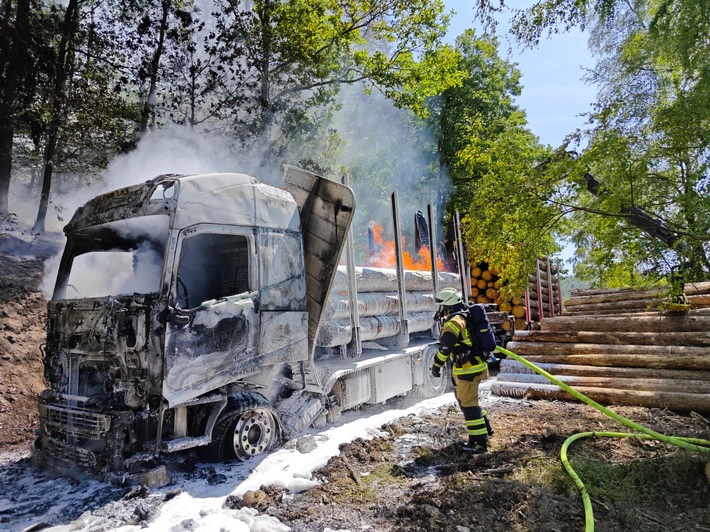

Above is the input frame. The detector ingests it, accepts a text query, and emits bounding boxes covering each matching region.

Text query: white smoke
[332,85,453,264]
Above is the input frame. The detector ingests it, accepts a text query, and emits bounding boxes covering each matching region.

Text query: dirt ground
[1,244,709,531]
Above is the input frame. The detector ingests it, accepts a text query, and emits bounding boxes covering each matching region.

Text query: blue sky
[443,1,598,148]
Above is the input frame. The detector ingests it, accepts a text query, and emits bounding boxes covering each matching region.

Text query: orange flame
[366,222,445,271]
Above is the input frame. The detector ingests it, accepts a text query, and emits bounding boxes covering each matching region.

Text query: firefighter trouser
[453,371,491,443]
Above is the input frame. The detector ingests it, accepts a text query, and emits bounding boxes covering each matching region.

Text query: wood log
[552,308,661,316]
[564,288,667,307]
[686,294,710,308]
[481,269,493,281]
[486,288,498,300]
[499,359,710,381]
[512,305,527,318]
[470,286,479,297]
[471,266,482,278]
[528,300,551,313]
[527,274,559,288]
[506,340,710,357]
[476,278,487,290]
[512,328,710,347]
[564,298,666,314]
[683,281,710,296]
[332,266,460,293]
[491,382,710,413]
[317,311,434,346]
[324,291,435,319]
[496,373,710,394]
[569,286,657,298]
[528,286,553,299]
[514,318,528,331]
[540,313,710,333]
[504,353,710,370]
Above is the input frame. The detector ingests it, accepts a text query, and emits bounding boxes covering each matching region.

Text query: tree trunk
[506,340,710,358]
[0,0,30,216]
[492,381,710,413]
[500,359,710,381]
[513,328,710,347]
[496,373,710,394]
[505,352,710,370]
[540,312,710,333]
[140,0,170,133]
[33,0,80,233]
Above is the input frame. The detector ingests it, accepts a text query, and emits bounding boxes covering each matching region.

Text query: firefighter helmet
[435,287,462,307]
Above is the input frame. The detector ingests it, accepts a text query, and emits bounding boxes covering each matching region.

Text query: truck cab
[34,165,452,480]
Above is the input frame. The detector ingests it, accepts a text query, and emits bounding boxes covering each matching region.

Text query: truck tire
[415,344,451,399]
[203,393,280,461]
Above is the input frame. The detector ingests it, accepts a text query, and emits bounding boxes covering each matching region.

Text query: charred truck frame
[34,166,458,479]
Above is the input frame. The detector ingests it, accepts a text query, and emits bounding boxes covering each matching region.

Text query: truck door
[257,230,309,366]
[163,226,258,405]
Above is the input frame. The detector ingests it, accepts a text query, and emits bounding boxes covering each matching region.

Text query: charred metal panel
[369,356,413,404]
[258,231,307,311]
[172,174,300,231]
[163,296,258,405]
[259,310,309,364]
[45,294,161,406]
[334,370,372,411]
[283,165,356,358]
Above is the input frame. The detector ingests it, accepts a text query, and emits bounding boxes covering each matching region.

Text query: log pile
[469,263,503,306]
[492,290,710,413]
[683,281,710,310]
[564,286,668,315]
[317,266,460,349]
[493,257,562,332]
[525,257,562,329]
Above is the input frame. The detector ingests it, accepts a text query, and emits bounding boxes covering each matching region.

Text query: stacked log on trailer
[493,286,710,413]
[488,257,562,332]
[469,263,503,305]
[316,266,460,351]
[467,263,515,339]
[523,257,563,330]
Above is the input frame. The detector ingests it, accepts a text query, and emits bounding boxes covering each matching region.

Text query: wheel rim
[231,408,276,460]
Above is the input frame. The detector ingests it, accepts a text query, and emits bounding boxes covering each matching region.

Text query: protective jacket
[431,313,488,377]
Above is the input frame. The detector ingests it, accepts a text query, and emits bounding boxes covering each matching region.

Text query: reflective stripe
[451,355,488,376]
[443,317,473,347]
[434,351,448,367]
[465,418,487,437]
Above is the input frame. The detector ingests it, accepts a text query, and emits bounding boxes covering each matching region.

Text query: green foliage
[432,30,551,296]
[471,0,710,288]
[207,0,463,163]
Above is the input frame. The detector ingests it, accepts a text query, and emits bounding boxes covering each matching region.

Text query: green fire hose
[494,345,710,532]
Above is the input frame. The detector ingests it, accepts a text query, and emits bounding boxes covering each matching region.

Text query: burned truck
[34,165,456,478]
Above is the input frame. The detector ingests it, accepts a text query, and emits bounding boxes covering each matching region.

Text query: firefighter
[431,287,493,453]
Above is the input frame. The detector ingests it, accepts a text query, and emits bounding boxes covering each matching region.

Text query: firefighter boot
[460,435,487,454]
[460,406,488,453]
[483,412,494,437]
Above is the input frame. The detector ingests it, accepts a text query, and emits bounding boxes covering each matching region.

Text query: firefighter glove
[431,365,441,378]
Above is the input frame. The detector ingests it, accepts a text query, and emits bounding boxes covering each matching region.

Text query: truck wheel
[416,344,451,399]
[204,395,279,461]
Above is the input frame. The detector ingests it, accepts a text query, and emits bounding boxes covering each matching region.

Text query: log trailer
[33,166,460,479]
